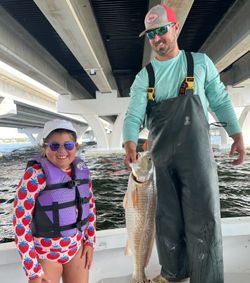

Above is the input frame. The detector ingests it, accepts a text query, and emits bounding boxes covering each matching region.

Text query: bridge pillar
[209,111,229,146]
[18,127,42,146]
[239,106,250,146]
[19,123,89,146]
[0,96,16,118]
[227,85,250,146]
[70,124,89,143]
[81,114,109,149]
[57,91,130,150]
[109,113,125,149]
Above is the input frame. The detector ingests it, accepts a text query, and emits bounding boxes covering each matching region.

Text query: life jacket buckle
[68,180,81,188]
[147,87,155,101]
[185,77,195,90]
[76,220,82,230]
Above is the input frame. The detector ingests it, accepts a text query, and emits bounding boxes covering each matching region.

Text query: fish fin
[123,192,128,208]
[131,188,138,208]
[124,241,133,256]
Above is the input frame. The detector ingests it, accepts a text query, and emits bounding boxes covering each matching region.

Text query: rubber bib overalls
[146,52,224,283]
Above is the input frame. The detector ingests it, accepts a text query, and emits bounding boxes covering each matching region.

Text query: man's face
[148,23,179,58]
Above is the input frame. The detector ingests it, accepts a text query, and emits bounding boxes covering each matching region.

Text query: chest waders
[146,52,224,283]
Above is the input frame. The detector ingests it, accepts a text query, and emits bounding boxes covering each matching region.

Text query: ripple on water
[0,146,249,242]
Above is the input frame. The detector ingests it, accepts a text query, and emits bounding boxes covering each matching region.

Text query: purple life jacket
[30,156,90,238]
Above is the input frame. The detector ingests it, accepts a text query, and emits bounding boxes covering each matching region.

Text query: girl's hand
[80,243,94,269]
[28,273,51,283]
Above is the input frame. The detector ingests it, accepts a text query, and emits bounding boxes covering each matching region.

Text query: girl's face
[44,132,77,170]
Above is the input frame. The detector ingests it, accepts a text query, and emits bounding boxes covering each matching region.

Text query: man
[123,4,245,283]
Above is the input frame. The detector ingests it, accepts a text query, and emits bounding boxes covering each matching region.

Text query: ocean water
[0,143,249,243]
[0,142,32,153]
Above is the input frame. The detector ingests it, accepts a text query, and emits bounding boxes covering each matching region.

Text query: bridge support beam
[18,127,42,146]
[0,96,16,118]
[225,85,250,146]
[239,106,250,147]
[109,113,125,149]
[200,0,250,72]
[57,91,130,150]
[18,122,89,146]
[82,114,109,149]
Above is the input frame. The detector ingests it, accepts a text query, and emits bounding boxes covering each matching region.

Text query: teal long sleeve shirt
[123,50,241,144]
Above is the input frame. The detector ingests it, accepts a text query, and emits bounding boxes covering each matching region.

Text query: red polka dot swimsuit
[13,163,96,280]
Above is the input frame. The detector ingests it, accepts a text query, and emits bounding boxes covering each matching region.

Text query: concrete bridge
[0,0,249,148]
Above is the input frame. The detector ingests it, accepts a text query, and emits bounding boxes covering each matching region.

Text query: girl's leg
[38,259,63,283]
[62,246,89,283]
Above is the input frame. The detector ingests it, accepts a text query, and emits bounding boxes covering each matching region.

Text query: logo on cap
[146,12,159,24]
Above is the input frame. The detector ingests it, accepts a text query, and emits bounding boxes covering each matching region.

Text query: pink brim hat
[139,4,177,37]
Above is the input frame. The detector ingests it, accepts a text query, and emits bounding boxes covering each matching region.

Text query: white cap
[41,119,77,142]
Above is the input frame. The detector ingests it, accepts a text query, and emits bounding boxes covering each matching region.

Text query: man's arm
[203,54,245,165]
[122,68,149,167]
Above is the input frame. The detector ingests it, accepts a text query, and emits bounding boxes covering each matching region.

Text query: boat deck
[1,217,250,283]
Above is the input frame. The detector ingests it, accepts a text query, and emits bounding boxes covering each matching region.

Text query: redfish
[123,151,157,283]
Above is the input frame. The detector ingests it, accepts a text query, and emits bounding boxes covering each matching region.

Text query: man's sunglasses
[45,141,77,151]
[146,23,175,40]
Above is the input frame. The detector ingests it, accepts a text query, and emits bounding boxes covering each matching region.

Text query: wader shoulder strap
[144,63,156,121]
[144,51,195,126]
[179,51,195,96]
[145,51,195,100]
[146,63,155,101]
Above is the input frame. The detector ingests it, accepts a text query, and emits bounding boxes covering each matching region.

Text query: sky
[0,127,27,139]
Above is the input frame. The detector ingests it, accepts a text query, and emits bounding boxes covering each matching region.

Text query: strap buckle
[147,87,155,101]
[76,220,82,230]
[68,180,81,188]
[185,77,195,90]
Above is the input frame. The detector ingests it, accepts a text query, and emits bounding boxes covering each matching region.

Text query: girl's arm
[83,179,96,247]
[13,164,46,280]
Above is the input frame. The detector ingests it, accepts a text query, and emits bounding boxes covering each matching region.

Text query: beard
[152,34,177,57]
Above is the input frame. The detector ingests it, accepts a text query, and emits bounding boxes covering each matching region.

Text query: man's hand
[229,133,246,165]
[124,141,137,167]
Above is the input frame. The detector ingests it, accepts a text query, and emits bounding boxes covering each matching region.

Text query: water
[0,143,249,243]
[0,142,32,153]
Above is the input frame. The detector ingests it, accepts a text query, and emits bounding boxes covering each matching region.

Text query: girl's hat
[42,119,77,140]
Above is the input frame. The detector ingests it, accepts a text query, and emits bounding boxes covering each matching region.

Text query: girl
[13,119,96,283]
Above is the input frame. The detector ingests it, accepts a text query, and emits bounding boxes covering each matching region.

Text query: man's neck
[156,48,180,61]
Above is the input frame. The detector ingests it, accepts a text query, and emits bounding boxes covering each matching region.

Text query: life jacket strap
[60,217,89,232]
[35,197,90,211]
[44,178,89,190]
[34,216,89,235]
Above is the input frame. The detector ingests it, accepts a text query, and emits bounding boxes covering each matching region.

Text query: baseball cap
[41,119,77,141]
[139,4,177,37]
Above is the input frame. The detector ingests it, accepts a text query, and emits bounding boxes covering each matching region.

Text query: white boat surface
[1,217,250,283]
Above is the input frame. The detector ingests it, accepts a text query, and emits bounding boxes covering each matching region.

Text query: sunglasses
[146,23,175,40]
[45,141,77,151]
